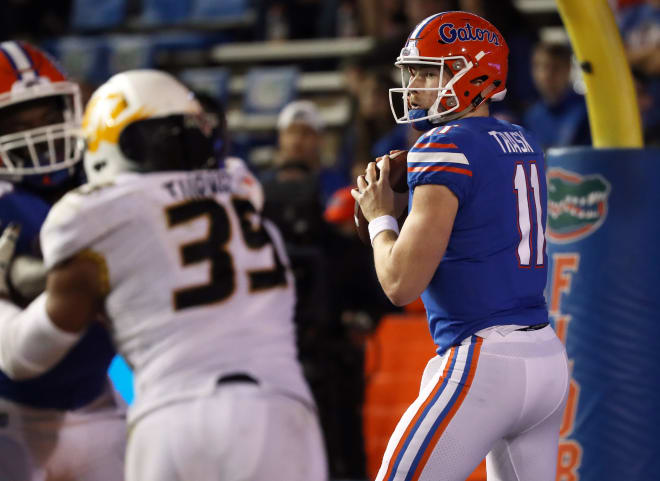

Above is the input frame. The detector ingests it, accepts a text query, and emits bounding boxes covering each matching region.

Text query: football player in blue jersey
[352,11,569,481]
[0,41,124,481]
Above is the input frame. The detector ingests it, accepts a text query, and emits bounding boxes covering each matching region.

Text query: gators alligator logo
[547,168,611,243]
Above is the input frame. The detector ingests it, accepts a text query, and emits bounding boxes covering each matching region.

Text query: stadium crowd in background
[259,100,399,478]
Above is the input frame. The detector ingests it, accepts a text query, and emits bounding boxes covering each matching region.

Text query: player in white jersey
[0,69,327,481]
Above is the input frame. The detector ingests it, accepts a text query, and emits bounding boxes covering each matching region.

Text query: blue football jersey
[0,183,115,410]
[407,117,548,355]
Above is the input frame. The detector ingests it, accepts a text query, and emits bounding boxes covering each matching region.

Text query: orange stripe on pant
[409,337,483,481]
[381,347,458,481]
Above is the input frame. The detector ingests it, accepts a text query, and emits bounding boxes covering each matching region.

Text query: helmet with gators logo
[389,11,509,130]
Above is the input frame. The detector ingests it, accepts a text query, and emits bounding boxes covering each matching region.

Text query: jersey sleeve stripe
[408,152,469,164]
[408,166,472,176]
[412,142,458,150]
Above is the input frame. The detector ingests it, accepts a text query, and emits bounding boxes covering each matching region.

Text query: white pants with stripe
[0,380,126,481]
[126,382,328,481]
[376,325,569,481]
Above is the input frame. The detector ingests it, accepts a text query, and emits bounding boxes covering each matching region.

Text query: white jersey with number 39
[40,159,311,425]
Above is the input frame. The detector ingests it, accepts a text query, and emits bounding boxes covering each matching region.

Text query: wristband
[368,215,399,245]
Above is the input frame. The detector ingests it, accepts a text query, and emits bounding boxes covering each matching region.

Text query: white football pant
[126,382,328,481]
[0,380,126,481]
[376,325,569,481]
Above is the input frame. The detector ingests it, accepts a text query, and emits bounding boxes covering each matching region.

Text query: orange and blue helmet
[389,11,509,130]
[0,41,83,187]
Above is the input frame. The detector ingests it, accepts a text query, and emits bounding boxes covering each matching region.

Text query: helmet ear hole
[470,75,489,85]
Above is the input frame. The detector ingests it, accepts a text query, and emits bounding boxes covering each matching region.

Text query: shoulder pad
[225,157,264,212]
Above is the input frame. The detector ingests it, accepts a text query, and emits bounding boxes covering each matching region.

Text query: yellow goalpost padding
[555,0,644,147]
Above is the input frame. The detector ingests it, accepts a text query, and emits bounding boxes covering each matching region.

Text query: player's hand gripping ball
[354,150,408,245]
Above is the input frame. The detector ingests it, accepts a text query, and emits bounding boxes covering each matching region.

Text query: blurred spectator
[259,100,376,478]
[339,65,411,188]
[259,100,328,244]
[316,0,361,38]
[256,0,361,41]
[322,186,401,480]
[356,0,457,72]
[617,0,660,144]
[260,100,344,207]
[323,186,399,333]
[258,100,333,474]
[633,69,660,144]
[358,0,407,40]
[523,42,591,150]
[619,0,660,75]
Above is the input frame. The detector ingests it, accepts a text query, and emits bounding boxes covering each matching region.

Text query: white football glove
[9,256,47,302]
[0,223,21,297]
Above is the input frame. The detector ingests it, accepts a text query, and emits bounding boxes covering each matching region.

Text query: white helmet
[82,69,218,183]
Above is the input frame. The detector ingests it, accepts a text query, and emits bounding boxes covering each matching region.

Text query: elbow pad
[0,294,84,380]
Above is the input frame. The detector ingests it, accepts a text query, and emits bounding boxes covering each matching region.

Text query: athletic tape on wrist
[368,215,399,245]
[0,293,84,379]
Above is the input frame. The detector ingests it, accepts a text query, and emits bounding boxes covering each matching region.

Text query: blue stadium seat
[243,67,299,115]
[70,0,126,31]
[189,0,251,20]
[179,67,231,104]
[140,0,192,25]
[47,37,110,84]
[106,35,156,76]
[152,31,226,55]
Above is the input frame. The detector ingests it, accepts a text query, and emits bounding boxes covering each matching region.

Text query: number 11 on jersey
[514,161,545,268]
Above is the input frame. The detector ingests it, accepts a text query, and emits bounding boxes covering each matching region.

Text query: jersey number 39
[166,198,287,310]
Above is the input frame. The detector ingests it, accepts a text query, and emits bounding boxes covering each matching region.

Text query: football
[354,150,409,245]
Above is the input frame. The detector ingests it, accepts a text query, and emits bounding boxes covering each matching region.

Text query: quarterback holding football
[352,11,569,481]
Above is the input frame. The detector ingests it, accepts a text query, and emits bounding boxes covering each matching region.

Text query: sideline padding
[546,147,660,480]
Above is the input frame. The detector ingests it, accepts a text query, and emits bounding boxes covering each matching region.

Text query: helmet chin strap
[409,109,437,132]
[409,100,477,131]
